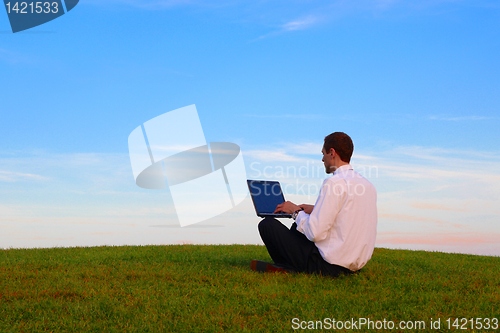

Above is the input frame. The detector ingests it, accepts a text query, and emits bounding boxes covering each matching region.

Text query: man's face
[322,148,334,174]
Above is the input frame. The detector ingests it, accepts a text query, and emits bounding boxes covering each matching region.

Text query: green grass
[1,245,499,332]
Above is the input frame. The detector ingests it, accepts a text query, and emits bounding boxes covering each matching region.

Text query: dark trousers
[258,217,352,277]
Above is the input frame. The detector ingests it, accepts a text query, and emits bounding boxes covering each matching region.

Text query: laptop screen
[247,180,287,215]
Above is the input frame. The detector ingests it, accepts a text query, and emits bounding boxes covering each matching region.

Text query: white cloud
[0,151,133,195]
[83,0,499,43]
[244,149,303,163]
[281,15,321,32]
[84,0,499,18]
[0,170,48,182]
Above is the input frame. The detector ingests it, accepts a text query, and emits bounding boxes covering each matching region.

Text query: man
[252,132,377,277]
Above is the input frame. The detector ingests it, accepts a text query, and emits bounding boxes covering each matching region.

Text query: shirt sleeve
[295,178,346,242]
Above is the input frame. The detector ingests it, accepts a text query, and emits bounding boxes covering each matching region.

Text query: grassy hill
[1,245,498,332]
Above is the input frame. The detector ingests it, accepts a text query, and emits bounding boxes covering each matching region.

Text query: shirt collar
[334,164,353,174]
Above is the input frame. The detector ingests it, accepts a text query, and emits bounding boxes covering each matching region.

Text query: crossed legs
[258,217,352,277]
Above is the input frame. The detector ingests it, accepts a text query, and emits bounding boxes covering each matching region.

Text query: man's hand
[298,204,314,214]
[274,201,302,214]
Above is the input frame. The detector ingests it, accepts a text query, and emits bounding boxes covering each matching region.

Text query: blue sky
[1,0,500,255]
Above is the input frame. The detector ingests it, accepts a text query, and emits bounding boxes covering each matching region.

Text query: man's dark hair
[323,132,354,163]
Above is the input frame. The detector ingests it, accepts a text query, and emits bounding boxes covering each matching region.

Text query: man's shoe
[250,260,291,273]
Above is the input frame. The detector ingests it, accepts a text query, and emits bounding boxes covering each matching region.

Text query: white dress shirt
[295,164,377,271]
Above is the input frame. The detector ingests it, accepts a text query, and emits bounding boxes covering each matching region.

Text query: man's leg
[258,217,316,272]
[307,248,354,277]
[258,217,354,277]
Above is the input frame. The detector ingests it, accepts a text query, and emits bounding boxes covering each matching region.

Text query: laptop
[247,180,292,218]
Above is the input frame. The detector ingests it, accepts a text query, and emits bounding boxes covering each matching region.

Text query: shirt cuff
[295,211,306,232]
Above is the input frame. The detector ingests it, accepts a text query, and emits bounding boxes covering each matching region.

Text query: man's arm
[295,178,343,242]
